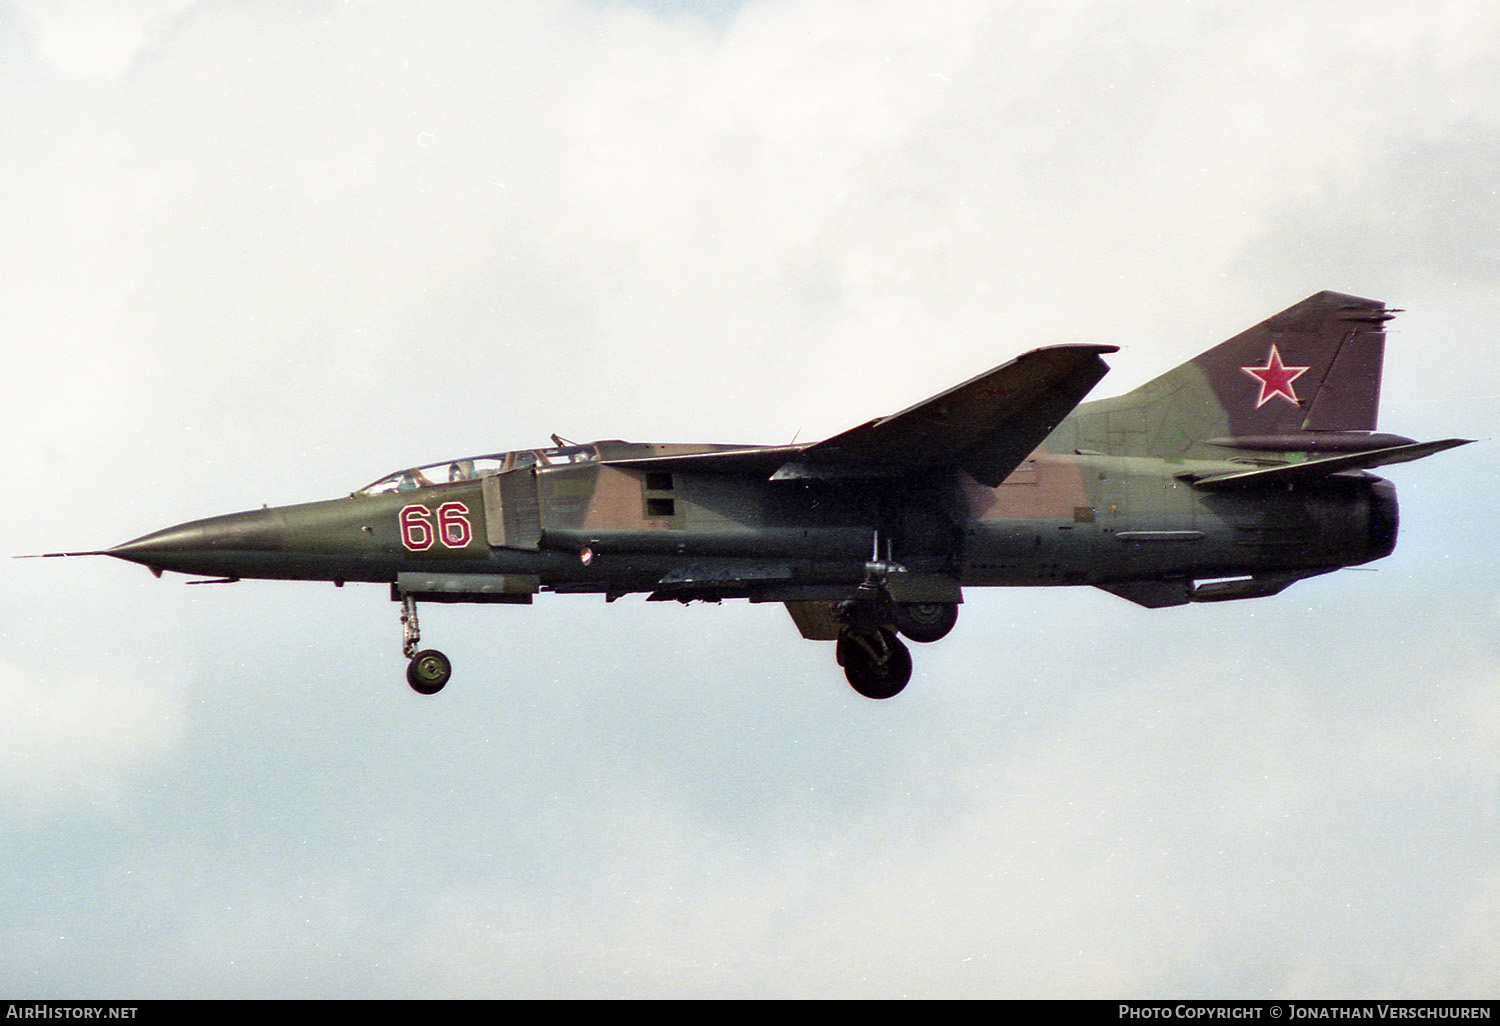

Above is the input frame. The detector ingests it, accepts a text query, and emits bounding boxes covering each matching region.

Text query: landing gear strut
[401,594,451,695]
[836,626,912,700]
[829,530,960,698]
[833,571,915,700]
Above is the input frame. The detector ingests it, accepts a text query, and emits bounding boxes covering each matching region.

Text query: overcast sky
[4,0,1499,999]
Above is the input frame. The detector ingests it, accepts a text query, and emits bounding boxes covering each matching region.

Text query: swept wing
[606,344,1117,485]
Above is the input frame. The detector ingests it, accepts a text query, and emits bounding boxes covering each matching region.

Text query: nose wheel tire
[836,628,912,700]
[407,649,452,695]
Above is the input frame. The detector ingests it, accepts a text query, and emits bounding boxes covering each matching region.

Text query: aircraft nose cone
[109,522,206,562]
[108,509,285,576]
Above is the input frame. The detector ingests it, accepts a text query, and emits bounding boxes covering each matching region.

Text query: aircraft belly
[962,517,1129,586]
[538,525,871,559]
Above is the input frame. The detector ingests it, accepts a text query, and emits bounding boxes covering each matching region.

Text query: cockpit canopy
[356,444,598,496]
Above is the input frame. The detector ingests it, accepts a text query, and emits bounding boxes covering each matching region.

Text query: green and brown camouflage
[49,291,1470,699]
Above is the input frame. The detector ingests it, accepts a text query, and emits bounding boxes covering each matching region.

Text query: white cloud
[0,660,186,810]
[334,648,1500,998]
[9,0,195,77]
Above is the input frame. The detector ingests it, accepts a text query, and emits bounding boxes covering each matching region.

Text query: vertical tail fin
[1060,291,1400,459]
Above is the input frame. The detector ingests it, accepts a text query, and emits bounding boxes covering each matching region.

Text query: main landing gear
[890,601,959,644]
[836,625,913,700]
[401,595,451,695]
[833,586,959,701]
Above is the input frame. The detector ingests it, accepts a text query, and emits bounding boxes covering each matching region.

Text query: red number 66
[400,502,472,551]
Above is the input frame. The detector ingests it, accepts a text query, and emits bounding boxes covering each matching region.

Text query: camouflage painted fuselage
[93,290,1465,695]
[114,424,1398,609]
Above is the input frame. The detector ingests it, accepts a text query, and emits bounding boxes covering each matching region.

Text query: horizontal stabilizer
[791,344,1117,485]
[1184,438,1472,490]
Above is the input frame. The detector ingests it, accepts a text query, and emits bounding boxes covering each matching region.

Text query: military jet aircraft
[42,291,1469,698]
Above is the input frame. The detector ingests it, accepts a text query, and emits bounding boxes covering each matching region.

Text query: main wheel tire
[892,601,958,643]
[836,629,912,700]
[407,649,452,695]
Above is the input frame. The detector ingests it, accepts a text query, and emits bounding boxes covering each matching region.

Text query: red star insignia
[1241,345,1310,409]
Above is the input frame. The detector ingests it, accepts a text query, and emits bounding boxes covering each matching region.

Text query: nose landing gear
[401,594,451,695]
